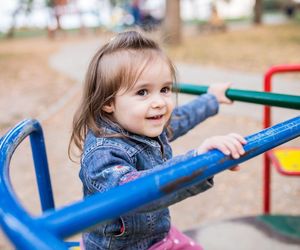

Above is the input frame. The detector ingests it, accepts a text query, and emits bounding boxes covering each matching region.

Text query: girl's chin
[144,128,164,138]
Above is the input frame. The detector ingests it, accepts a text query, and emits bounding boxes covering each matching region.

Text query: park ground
[0,22,300,249]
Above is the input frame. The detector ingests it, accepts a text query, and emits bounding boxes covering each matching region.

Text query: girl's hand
[208,83,232,104]
[197,133,247,171]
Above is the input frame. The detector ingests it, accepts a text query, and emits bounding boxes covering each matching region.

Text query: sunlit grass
[0,28,47,39]
[167,22,300,72]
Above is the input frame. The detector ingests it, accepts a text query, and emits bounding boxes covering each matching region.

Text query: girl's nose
[151,95,166,109]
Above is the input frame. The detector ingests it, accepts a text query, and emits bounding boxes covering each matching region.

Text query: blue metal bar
[0,120,62,250]
[0,120,55,211]
[0,209,67,250]
[29,122,55,211]
[36,116,300,238]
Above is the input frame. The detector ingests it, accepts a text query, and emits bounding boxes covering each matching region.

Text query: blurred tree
[162,0,233,44]
[6,0,34,38]
[163,0,181,45]
[109,0,130,6]
[254,0,262,24]
[263,0,282,11]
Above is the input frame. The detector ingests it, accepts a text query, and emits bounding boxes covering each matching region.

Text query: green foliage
[263,0,283,11]
[0,28,47,39]
[109,0,130,7]
[294,10,300,21]
[45,0,54,7]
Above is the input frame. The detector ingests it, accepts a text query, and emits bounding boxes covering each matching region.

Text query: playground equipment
[0,67,299,249]
[177,83,300,110]
[262,65,300,214]
[1,116,299,249]
[178,65,300,215]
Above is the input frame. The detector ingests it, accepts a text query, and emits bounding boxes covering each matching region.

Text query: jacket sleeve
[168,93,219,142]
[81,146,213,212]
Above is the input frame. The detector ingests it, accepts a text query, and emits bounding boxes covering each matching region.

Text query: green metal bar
[177,83,300,110]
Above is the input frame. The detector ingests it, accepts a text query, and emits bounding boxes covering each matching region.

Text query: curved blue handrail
[0,119,66,249]
[0,116,299,249]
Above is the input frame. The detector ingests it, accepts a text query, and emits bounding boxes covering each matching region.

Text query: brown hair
[69,30,177,159]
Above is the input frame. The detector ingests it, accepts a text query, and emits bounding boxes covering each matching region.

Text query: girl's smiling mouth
[147,115,164,120]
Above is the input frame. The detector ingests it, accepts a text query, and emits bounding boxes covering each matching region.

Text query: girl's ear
[102,102,114,113]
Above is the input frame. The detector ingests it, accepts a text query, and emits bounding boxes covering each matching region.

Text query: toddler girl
[69,30,246,250]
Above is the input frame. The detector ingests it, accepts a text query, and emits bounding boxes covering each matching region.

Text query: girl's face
[103,58,174,137]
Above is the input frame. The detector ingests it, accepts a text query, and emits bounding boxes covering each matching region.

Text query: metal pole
[29,122,55,211]
[262,64,300,214]
[177,83,300,110]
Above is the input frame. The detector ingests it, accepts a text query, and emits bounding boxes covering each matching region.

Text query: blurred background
[0,0,299,249]
[0,0,300,39]
[1,0,300,129]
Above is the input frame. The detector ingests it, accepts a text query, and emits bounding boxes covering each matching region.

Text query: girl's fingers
[223,140,241,159]
[214,141,231,155]
[229,133,247,144]
[219,135,246,159]
[199,140,227,155]
[227,136,246,156]
[208,83,233,104]
[198,134,246,173]
[197,134,247,159]
[229,165,241,171]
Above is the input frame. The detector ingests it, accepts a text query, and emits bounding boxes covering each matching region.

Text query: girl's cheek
[171,94,177,105]
[169,98,175,110]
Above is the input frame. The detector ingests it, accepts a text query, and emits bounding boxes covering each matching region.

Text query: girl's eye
[161,86,172,94]
[137,89,148,96]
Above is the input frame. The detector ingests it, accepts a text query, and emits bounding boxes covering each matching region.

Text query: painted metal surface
[257,215,300,240]
[0,120,65,249]
[0,120,55,211]
[267,148,300,176]
[263,64,300,214]
[177,83,300,110]
[0,116,299,249]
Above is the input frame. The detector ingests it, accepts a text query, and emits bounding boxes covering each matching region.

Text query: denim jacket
[80,94,218,250]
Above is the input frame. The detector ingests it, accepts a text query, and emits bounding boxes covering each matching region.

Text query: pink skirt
[80,226,203,250]
[148,226,203,250]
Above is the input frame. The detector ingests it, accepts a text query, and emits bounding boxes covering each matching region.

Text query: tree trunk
[253,0,262,24]
[6,3,23,38]
[163,0,181,45]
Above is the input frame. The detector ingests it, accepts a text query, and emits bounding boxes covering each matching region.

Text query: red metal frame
[263,64,300,214]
